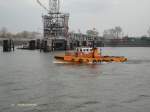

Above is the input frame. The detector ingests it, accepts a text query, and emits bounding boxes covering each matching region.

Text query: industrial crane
[37,0,69,42]
[36,0,60,13]
[36,0,49,12]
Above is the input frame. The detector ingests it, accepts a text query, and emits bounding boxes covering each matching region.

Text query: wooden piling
[3,39,15,52]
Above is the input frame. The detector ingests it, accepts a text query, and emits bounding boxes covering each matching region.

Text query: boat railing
[65,51,75,56]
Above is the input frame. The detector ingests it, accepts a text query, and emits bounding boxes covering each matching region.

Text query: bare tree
[7,32,13,38]
[30,32,41,39]
[0,27,8,38]
[0,28,41,39]
[18,31,40,39]
[114,26,122,39]
[147,27,150,37]
[22,31,29,38]
[103,26,123,39]
[103,29,116,39]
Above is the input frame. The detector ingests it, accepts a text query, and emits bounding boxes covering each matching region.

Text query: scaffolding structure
[42,0,69,39]
[37,0,70,51]
[43,13,69,39]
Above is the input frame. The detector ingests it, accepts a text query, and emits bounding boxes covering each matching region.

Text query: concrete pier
[3,39,14,52]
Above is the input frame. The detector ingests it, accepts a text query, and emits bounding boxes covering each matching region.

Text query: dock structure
[3,39,15,52]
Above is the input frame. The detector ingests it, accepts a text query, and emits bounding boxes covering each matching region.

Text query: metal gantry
[37,0,69,39]
[49,0,60,13]
[43,12,69,39]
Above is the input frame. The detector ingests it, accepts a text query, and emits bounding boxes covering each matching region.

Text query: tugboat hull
[54,55,127,64]
[54,47,127,64]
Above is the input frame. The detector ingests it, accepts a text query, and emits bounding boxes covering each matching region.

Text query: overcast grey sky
[0,0,150,36]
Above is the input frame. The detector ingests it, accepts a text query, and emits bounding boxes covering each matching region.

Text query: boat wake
[53,61,69,64]
[53,60,111,65]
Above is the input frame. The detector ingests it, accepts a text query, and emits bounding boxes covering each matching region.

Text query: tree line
[86,26,150,39]
[0,27,41,39]
[1,26,150,39]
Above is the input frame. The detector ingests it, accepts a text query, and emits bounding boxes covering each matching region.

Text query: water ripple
[126,60,150,64]
[122,94,150,104]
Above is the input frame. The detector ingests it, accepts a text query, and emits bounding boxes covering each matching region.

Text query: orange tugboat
[54,47,127,64]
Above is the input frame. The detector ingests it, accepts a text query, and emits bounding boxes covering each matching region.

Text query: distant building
[68,32,103,49]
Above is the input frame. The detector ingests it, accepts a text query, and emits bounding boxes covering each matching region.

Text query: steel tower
[49,0,60,13]
[37,0,69,51]
[36,0,69,39]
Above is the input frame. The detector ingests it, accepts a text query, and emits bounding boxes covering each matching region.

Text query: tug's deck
[54,55,127,63]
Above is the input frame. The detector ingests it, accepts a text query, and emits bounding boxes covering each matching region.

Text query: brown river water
[0,47,150,112]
